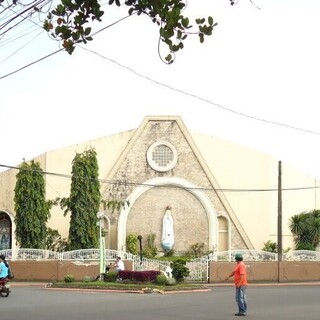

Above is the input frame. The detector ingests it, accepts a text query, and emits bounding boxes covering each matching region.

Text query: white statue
[161,206,174,251]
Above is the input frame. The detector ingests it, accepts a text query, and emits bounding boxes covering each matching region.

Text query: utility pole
[277,161,283,282]
[97,212,106,281]
[137,235,143,268]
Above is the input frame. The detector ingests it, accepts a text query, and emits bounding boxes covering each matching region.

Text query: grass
[50,280,209,292]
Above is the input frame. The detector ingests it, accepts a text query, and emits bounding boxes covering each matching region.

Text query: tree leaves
[289,210,320,250]
[69,148,101,249]
[57,148,101,250]
[43,0,217,63]
[14,160,51,249]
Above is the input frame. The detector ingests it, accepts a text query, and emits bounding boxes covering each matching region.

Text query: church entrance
[0,211,12,250]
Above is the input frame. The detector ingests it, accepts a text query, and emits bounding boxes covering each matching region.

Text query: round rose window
[147,141,178,172]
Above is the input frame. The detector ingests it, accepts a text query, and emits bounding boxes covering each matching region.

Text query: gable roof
[105,115,254,249]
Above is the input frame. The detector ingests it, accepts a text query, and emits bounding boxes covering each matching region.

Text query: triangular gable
[104,115,254,250]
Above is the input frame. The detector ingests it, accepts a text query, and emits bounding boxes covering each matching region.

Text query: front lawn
[49,280,209,292]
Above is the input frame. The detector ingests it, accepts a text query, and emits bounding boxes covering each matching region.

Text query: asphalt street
[1,284,320,320]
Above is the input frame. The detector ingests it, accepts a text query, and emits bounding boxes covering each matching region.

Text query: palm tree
[289,210,320,250]
[309,210,320,247]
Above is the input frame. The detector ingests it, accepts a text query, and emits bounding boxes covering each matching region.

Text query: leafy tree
[14,160,51,248]
[170,258,189,282]
[43,0,217,63]
[262,240,277,253]
[289,210,320,250]
[186,242,206,258]
[58,148,101,250]
[143,233,158,258]
[126,234,138,255]
[46,227,68,252]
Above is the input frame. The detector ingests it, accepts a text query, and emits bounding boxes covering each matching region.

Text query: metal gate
[185,256,209,282]
[130,255,209,282]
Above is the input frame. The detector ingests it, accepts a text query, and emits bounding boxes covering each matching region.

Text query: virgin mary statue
[161,206,174,251]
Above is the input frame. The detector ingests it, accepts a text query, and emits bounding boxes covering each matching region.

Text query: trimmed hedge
[119,270,160,282]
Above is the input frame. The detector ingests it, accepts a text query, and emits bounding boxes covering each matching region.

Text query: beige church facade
[1,116,320,254]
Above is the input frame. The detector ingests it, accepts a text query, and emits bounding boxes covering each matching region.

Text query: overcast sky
[1,0,320,179]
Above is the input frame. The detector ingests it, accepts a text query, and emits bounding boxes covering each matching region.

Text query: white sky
[1,0,320,179]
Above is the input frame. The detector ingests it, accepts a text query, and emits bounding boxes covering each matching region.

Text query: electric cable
[78,45,320,136]
[1,163,319,193]
[0,47,61,79]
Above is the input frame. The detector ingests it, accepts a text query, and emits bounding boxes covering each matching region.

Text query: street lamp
[97,211,106,281]
[137,235,143,266]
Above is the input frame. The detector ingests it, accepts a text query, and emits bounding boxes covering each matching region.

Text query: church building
[1,116,319,254]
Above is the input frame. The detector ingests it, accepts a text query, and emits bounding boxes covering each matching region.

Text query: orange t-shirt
[234,261,247,286]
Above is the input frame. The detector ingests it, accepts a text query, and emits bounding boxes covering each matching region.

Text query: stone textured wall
[127,187,208,253]
[103,119,247,252]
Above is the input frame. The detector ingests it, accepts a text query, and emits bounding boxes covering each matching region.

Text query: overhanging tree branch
[43,0,217,63]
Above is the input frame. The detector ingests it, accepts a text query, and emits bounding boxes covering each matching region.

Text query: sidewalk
[208,281,320,287]
[10,282,48,287]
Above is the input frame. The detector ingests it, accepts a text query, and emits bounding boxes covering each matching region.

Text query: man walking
[225,253,248,316]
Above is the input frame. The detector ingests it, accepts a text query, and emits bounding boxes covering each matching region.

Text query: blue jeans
[235,286,247,314]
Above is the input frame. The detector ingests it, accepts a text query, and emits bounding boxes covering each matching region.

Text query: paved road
[1,284,320,320]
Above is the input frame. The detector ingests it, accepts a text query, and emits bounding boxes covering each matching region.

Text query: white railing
[0,249,60,260]
[283,250,320,261]
[61,249,100,260]
[0,248,133,261]
[215,250,277,262]
[60,249,133,261]
[131,256,171,272]
[0,249,319,262]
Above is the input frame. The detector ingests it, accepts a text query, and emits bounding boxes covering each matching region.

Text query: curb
[43,286,212,294]
[210,282,320,287]
[10,281,320,291]
[11,282,48,287]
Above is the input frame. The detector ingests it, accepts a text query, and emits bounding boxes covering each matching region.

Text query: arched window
[0,212,12,250]
[217,216,228,252]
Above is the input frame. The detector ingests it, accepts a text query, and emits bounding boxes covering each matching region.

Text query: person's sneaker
[234,313,246,316]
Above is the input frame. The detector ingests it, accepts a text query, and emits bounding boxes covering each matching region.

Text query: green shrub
[143,233,158,258]
[167,277,177,286]
[155,274,169,285]
[163,249,174,257]
[64,275,75,283]
[126,234,138,255]
[82,276,92,283]
[170,259,189,283]
[296,242,315,251]
[45,227,68,252]
[262,240,278,253]
[186,242,206,258]
[104,271,119,282]
[143,247,158,259]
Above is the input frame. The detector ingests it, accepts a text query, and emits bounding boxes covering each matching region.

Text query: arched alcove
[0,211,13,250]
[217,215,231,252]
[117,177,218,251]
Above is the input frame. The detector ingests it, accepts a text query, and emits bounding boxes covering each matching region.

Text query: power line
[0,13,133,79]
[0,23,41,48]
[0,47,61,79]
[0,0,50,38]
[78,45,320,136]
[0,29,43,63]
[1,163,319,193]
[1,5,320,136]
